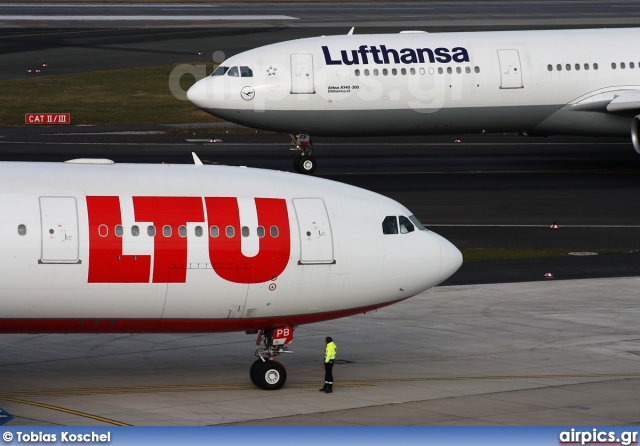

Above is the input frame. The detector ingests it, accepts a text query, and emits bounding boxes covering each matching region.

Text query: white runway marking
[427,224,640,228]
[0,15,298,21]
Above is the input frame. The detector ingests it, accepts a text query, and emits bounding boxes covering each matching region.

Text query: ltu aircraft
[188,27,640,173]
[0,158,461,390]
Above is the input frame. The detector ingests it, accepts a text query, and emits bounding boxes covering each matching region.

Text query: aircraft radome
[0,156,462,390]
[188,27,640,173]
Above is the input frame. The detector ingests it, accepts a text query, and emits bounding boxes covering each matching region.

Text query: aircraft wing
[606,91,640,113]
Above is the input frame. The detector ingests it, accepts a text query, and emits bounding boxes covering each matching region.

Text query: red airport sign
[25,113,70,125]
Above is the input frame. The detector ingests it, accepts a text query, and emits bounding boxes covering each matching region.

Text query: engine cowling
[632,115,640,154]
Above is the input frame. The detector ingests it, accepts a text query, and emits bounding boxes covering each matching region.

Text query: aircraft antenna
[348,27,355,35]
[192,152,204,166]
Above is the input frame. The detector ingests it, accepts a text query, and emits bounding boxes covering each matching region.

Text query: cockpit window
[240,66,253,77]
[409,215,427,231]
[227,66,239,77]
[399,216,415,234]
[212,66,229,76]
[382,216,398,235]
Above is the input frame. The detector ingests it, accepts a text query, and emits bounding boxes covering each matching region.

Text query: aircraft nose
[439,236,463,283]
[186,79,208,109]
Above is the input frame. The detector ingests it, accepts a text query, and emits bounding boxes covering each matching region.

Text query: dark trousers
[324,361,334,383]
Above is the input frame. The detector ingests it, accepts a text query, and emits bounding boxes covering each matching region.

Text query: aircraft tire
[293,155,304,173]
[250,359,263,386]
[255,360,287,390]
[298,156,316,174]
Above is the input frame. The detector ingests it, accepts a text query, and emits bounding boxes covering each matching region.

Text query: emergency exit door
[291,53,315,94]
[39,197,80,263]
[497,49,523,89]
[293,198,334,264]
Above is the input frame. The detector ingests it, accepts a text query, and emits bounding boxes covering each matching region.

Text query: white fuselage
[188,28,640,142]
[0,161,461,333]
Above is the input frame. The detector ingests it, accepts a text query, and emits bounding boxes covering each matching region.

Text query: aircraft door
[293,198,334,264]
[39,196,80,263]
[497,49,523,89]
[291,53,316,94]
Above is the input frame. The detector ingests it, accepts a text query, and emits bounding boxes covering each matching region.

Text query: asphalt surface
[2,1,640,80]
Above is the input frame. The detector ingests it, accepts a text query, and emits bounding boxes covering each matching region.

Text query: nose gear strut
[291,134,316,174]
[249,328,293,390]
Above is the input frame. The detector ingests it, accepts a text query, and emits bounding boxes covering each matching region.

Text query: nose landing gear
[291,134,316,174]
[250,327,293,390]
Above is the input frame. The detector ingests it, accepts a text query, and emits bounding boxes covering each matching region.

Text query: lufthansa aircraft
[187,27,640,173]
[0,157,461,390]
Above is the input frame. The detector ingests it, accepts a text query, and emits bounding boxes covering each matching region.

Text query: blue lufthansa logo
[241,86,255,101]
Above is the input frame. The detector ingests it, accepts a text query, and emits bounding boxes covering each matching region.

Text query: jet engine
[631,115,640,154]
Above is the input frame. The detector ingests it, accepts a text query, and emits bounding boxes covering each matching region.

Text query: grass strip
[461,248,637,262]
[0,63,218,127]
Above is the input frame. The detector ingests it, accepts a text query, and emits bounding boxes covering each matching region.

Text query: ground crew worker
[320,336,337,393]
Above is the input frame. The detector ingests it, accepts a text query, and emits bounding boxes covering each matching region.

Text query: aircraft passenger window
[18,224,26,236]
[401,68,407,75]
[147,226,155,237]
[399,216,415,234]
[240,66,253,77]
[631,62,635,69]
[575,64,580,71]
[594,63,599,70]
[226,226,235,238]
[242,226,250,237]
[270,226,279,238]
[115,225,123,237]
[392,68,398,75]
[621,62,626,69]
[612,63,616,69]
[99,224,108,237]
[447,67,452,74]
[547,64,552,71]
[420,67,425,75]
[455,67,461,74]
[409,215,427,231]
[210,226,219,238]
[195,226,203,237]
[383,68,388,76]
[438,67,443,74]
[163,225,172,237]
[566,64,571,71]
[131,225,139,236]
[364,69,370,76]
[410,68,416,75]
[556,64,562,71]
[227,66,239,77]
[257,226,265,238]
[178,225,187,237]
[373,68,379,76]
[355,69,360,76]
[465,67,471,74]
[212,66,229,76]
[584,63,590,70]
[429,67,434,75]
[474,66,480,73]
[382,216,398,235]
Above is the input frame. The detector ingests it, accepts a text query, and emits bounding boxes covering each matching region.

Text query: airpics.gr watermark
[3,431,111,443]
[559,428,638,446]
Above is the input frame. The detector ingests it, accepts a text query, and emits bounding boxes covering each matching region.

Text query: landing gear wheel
[250,359,263,386]
[255,360,287,390]
[293,154,304,173]
[297,155,316,174]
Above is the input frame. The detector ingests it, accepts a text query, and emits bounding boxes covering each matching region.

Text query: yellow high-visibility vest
[325,341,337,363]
